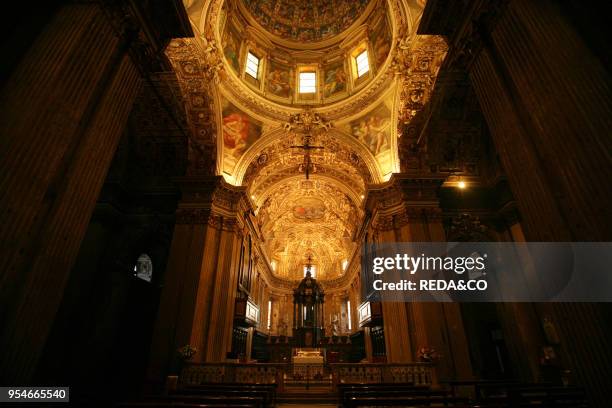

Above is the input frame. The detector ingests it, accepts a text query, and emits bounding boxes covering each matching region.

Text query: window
[356,50,370,77]
[347,300,352,331]
[133,254,153,282]
[299,72,316,93]
[245,52,260,78]
[267,300,272,330]
[304,265,316,278]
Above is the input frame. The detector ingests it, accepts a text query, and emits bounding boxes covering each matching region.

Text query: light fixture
[458,180,466,189]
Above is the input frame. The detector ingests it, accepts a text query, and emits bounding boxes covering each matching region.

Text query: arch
[253,173,364,210]
[233,127,385,186]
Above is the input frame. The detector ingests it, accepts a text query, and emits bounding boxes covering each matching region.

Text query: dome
[240,0,371,43]
[220,0,393,107]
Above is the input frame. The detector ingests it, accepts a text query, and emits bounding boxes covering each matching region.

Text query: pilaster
[365,174,472,379]
[148,176,252,384]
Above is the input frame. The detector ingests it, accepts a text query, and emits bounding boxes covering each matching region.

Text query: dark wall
[34,97,184,401]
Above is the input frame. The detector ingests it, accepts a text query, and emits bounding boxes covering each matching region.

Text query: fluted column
[0,3,144,383]
[468,2,612,404]
[148,177,251,384]
[204,215,244,361]
[421,1,612,403]
[365,175,472,379]
[470,0,611,241]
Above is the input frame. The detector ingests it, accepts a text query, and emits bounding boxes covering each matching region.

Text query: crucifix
[291,135,324,180]
[305,254,314,276]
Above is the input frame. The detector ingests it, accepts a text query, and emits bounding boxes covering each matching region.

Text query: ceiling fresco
[255,177,361,280]
[219,0,392,106]
[167,0,447,283]
[240,0,371,42]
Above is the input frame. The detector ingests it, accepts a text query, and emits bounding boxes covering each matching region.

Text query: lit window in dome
[356,50,370,77]
[245,52,260,78]
[299,72,316,93]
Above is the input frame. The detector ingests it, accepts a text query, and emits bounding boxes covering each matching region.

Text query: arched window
[133,254,153,282]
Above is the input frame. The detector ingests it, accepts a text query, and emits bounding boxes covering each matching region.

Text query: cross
[305,255,314,277]
[290,135,324,180]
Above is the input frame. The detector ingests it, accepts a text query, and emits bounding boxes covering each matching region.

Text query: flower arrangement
[177,344,198,360]
[418,346,440,362]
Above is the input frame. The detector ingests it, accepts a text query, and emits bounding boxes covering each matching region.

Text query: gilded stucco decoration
[170,0,448,285]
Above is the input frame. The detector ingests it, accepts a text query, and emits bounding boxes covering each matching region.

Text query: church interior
[0,0,611,407]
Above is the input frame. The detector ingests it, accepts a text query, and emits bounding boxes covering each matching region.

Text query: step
[277,389,338,404]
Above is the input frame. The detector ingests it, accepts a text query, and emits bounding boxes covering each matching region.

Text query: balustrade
[180,362,436,391]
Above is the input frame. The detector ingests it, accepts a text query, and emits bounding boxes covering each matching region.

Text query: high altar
[292,267,325,347]
[292,348,325,378]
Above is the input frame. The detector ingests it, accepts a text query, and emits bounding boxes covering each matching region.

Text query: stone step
[277,389,338,404]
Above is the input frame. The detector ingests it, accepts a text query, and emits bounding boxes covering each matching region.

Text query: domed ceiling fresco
[166,0,448,282]
[241,0,371,42]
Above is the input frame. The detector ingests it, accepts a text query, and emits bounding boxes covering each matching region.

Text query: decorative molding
[446,213,491,241]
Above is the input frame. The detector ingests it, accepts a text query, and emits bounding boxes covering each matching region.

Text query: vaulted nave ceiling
[171,0,447,282]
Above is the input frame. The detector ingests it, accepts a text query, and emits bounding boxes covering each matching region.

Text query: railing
[181,362,284,387]
[329,363,436,387]
[180,362,436,391]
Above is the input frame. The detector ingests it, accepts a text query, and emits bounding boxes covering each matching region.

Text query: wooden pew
[478,384,588,407]
[140,394,265,408]
[444,379,521,399]
[178,383,276,406]
[344,395,470,407]
[117,403,254,408]
[338,383,468,407]
[338,382,422,399]
[117,382,277,408]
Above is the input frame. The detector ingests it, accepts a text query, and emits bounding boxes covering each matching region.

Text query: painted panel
[348,102,391,156]
[266,60,293,99]
[223,22,241,73]
[369,10,392,70]
[222,99,263,160]
[323,62,348,98]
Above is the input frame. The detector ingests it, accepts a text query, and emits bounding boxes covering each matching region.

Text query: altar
[292,348,324,379]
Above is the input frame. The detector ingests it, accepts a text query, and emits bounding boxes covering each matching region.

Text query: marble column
[147,177,251,385]
[0,3,145,383]
[472,2,611,404]
[365,175,472,379]
[421,0,612,241]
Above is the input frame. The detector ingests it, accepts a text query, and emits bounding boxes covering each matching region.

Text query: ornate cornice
[418,0,509,71]
[365,174,444,231]
[365,174,443,211]
[174,175,253,224]
[99,0,192,75]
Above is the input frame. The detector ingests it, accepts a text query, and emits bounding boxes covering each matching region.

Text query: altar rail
[180,362,435,391]
[329,363,436,387]
[180,362,285,387]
